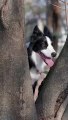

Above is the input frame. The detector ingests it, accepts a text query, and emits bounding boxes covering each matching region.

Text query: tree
[36,38,68,120]
[0,0,68,120]
[0,0,37,120]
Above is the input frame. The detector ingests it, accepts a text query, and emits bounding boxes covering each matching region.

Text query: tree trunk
[0,0,37,120]
[46,0,60,51]
[36,37,68,120]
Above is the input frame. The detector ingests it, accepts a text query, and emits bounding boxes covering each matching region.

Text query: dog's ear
[44,26,53,40]
[30,25,43,43]
[33,25,43,37]
[29,25,44,51]
[29,26,38,44]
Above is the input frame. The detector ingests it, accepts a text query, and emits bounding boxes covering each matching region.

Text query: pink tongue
[46,58,54,67]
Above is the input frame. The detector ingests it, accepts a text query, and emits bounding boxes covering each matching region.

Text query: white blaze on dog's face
[32,35,57,68]
[41,36,56,58]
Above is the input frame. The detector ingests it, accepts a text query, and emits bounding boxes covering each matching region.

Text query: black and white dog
[27,22,57,101]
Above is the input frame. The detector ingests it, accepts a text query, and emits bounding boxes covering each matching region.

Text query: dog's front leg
[34,73,46,102]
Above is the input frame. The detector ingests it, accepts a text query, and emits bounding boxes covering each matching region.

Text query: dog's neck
[37,20,44,33]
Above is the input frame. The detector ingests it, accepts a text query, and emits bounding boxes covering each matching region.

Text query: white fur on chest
[31,51,47,72]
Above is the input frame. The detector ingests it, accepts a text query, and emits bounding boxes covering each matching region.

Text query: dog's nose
[51,52,56,57]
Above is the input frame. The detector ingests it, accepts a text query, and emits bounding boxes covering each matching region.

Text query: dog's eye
[51,42,53,46]
[45,41,48,47]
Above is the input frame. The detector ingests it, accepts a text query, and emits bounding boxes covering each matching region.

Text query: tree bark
[46,0,60,50]
[0,0,37,120]
[36,37,68,120]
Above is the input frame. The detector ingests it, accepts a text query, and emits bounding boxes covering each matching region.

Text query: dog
[27,23,57,101]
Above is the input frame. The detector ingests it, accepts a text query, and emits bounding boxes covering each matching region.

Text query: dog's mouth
[38,52,55,68]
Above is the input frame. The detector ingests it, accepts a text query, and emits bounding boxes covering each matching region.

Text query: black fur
[27,25,53,69]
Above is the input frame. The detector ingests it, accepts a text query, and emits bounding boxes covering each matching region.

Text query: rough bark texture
[0,0,37,120]
[36,38,68,120]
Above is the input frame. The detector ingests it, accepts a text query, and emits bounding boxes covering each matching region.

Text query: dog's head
[29,25,57,67]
